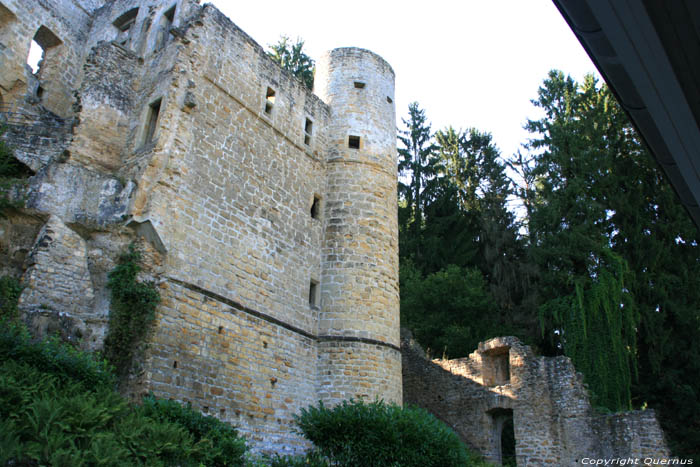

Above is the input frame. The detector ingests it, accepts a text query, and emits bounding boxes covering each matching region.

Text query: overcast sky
[208,0,600,160]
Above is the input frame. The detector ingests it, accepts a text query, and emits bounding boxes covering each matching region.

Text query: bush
[0,321,248,466]
[0,275,22,320]
[141,395,247,466]
[294,399,484,467]
[266,451,329,467]
[0,320,116,390]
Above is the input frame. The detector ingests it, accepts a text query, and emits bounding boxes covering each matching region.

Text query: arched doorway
[487,407,516,466]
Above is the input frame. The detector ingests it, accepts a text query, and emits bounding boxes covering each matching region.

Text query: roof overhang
[552,0,700,227]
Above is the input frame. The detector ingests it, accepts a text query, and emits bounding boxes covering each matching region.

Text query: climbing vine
[539,250,639,411]
[103,243,160,379]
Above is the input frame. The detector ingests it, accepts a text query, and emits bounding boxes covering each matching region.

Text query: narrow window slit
[310,195,321,219]
[309,279,319,307]
[304,117,313,145]
[354,81,365,89]
[144,98,162,145]
[264,87,275,114]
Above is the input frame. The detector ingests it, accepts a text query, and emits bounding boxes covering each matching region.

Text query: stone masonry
[402,331,671,466]
[0,0,671,461]
[1,0,399,454]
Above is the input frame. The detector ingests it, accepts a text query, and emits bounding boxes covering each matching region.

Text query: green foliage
[397,102,440,263]
[401,262,512,358]
[265,451,329,467]
[0,275,22,320]
[0,320,248,466]
[141,395,247,466]
[103,243,161,379]
[0,320,116,389]
[397,104,535,360]
[268,36,315,90]
[522,70,700,458]
[538,251,638,411]
[294,399,485,467]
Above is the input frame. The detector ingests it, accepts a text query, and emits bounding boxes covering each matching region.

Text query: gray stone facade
[1,0,399,454]
[402,331,671,465]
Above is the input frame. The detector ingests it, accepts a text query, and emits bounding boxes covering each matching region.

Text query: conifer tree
[267,36,314,90]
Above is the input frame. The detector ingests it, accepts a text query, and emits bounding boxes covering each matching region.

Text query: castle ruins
[0,0,671,463]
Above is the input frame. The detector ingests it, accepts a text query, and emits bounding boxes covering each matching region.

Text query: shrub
[0,321,248,466]
[141,395,247,466]
[266,451,329,467]
[0,320,115,390]
[0,275,22,320]
[294,399,484,467]
[103,243,160,378]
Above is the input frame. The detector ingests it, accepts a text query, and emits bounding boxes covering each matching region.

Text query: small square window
[354,81,365,89]
[310,195,321,219]
[309,280,319,307]
[348,135,360,149]
[265,87,275,115]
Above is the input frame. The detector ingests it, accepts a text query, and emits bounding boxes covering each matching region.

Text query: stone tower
[315,48,402,405]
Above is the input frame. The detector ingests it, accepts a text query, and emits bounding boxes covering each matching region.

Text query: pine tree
[267,36,315,90]
[397,102,440,264]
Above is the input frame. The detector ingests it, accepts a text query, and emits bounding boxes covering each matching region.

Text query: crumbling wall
[0,0,93,116]
[402,332,671,465]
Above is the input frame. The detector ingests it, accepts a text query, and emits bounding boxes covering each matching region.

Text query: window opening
[483,346,511,386]
[309,280,319,307]
[155,5,176,50]
[113,7,139,46]
[304,117,313,145]
[27,26,61,75]
[264,87,275,115]
[143,98,162,145]
[387,96,393,103]
[348,135,360,149]
[310,195,321,219]
[353,81,365,89]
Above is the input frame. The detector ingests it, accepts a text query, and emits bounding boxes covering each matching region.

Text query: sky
[208,0,600,161]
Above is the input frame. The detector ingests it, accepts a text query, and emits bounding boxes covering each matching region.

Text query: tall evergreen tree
[397,102,440,264]
[267,36,315,90]
[523,70,699,458]
[525,71,639,410]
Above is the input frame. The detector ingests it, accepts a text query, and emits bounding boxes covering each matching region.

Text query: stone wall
[402,331,671,465]
[0,0,93,116]
[2,0,401,454]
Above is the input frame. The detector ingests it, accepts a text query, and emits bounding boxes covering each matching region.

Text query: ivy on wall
[103,244,160,379]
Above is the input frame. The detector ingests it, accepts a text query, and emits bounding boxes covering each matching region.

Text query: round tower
[315,48,401,405]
